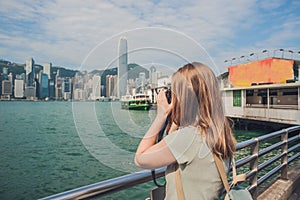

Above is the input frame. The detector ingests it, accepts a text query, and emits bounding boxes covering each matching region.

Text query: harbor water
[0,101,268,200]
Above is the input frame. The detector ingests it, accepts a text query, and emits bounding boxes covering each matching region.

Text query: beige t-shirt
[164,126,229,200]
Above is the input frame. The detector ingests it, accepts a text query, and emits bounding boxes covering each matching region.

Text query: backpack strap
[175,154,247,200]
[213,154,247,200]
[174,163,186,200]
[213,154,230,192]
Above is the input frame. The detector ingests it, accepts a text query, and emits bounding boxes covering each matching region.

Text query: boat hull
[121,101,151,110]
[128,104,151,110]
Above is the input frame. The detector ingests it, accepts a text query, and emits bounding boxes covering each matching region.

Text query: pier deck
[258,161,300,200]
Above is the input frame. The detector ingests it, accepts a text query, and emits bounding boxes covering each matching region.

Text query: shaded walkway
[258,162,300,200]
[288,183,300,200]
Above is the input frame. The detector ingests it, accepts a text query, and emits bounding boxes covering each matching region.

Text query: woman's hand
[155,89,172,118]
[134,89,176,169]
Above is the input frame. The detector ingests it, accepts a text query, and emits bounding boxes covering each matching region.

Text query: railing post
[249,138,259,199]
[281,129,288,180]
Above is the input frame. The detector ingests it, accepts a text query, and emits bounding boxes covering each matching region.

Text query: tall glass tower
[26,58,35,86]
[118,37,128,98]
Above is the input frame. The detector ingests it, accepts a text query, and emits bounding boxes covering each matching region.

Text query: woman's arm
[134,90,176,169]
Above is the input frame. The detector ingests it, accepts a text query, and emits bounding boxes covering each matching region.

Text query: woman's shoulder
[169,126,203,139]
[164,126,204,148]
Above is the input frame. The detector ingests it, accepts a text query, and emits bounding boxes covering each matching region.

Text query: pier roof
[223,82,300,91]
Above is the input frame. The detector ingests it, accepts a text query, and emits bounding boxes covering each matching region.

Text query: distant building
[62,77,72,100]
[118,37,128,98]
[2,67,8,75]
[2,67,8,80]
[157,75,171,87]
[8,73,13,83]
[14,79,24,98]
[74,72,84,90]
[73,72,86,101]
[26,58,35,86]
[24,85,36,100]
[55,77,62,100]
[73,88,85,101]
[49,80,55,99]
[38,71,49,99]
[137,72,146,93]
[2,80,12,99]
[85,78,93,100]
[55,70,62,100]
[92,74,101,100]
[150,65,158,88]
[43,63,52,79]
[106,75,117,98]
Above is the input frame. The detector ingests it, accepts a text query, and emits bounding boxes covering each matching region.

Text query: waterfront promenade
[42,125,300,200]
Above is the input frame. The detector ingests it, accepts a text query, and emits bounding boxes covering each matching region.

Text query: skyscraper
[43,63,52,79]
[25,58,36,99]
[118,37,128,98]
[92,74,101,100]
[25,58,35,86]
[14,78,24,98]
[62,77,72,100]
[138,72,146,93]
[2,67,8,80]
[55,70,62,100]
[2,80,12,96]
[38,70,49,99]
[150,65,158,88]
[106,75,118,98]
[49,79,55,99]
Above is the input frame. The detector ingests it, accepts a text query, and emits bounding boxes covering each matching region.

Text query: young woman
[135,62,236,199]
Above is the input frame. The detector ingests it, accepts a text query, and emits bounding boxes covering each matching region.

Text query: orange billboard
[228,58,294,87]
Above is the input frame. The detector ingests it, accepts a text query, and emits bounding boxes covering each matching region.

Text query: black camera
[165,88,172,104]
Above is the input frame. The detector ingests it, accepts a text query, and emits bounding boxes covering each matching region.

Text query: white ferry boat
[120,94,151,110]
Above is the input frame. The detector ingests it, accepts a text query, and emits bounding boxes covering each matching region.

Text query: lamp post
[240,55,246,63]
[249,52,258,61]
[288,50,294,59]
[224,59,232,66]
[273,49,284,58]
[279,49,284,58]
[232,57,237,65]
[262,49,269,58]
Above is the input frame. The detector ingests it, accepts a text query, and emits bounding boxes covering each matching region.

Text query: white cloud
[0,0,299,74]
[258,0,285,10]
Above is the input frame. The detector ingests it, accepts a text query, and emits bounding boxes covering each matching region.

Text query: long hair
[166,62,236,158]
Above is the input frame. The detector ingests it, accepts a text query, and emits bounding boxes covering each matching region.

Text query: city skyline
[1,1,300,74]
[0,54,163,101]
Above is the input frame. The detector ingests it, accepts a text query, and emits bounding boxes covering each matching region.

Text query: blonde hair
[167,62,236,158]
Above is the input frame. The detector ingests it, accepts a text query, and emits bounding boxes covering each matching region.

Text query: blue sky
[1,0,300,74]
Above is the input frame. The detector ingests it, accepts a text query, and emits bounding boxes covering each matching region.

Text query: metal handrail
[42,126,300,200]
[42,167,166,200]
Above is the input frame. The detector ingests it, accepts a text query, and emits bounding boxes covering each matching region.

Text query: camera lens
[165,89,171,104]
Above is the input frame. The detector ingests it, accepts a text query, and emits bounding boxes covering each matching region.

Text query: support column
[250,138,259,198]
[281,130,288,180]
[267,88,270,119]
[298,65,300,110]
[298,86,300,110]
